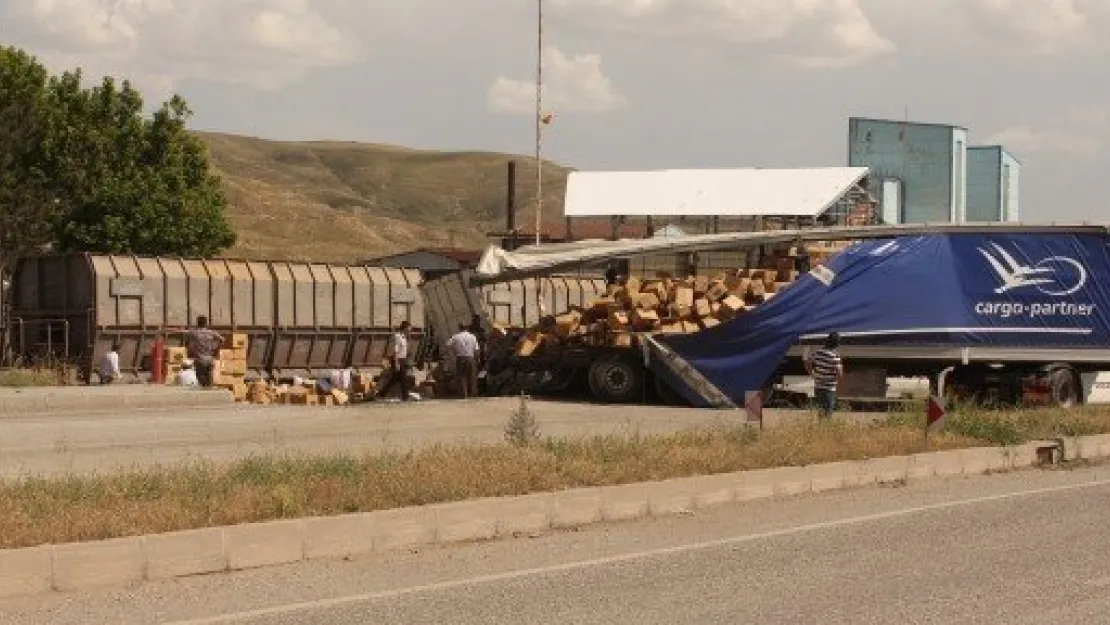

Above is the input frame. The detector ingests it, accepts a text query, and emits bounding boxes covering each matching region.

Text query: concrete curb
[0,388,233,416]
[0,435,1105,600]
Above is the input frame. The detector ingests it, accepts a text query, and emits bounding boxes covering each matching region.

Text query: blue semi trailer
[477,224,1110,410]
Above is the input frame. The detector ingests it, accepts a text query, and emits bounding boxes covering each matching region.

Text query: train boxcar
[422,270,608,349]
[9,254,424,382]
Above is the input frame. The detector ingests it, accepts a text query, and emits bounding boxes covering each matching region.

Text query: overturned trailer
[476,223,1110,409]
[9,254,424,381]
[422,270,609,394]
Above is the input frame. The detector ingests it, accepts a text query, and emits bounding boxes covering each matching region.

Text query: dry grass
[9,405,1106,550]
[198,131,580,262]
[0,368,62,387]
[882,403,1110,444]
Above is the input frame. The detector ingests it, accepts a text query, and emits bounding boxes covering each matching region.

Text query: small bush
[504,393,540,446]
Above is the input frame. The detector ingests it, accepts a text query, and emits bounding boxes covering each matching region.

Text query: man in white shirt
[99,342,121,384]
[376,321,412,401]
[447,323,480,398]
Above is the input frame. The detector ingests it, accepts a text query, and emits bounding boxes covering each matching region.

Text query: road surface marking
[164,477,1110,625]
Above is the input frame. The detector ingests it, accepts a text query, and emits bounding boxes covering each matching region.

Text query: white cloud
[0,0,363,93]
[488,46,627,115]
[986,125,1102,155]
[547,0,895,68]
[962,0,1110,54]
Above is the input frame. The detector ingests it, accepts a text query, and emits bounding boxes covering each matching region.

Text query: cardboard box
[720,295,746,316]
[164,347,188,364]
[517,331,545,357]
[590,297,617,313]
[225,333,248,349]
[694,298,712,319]
[631,308,660,329]
[632,292,661,310]
[556,311,583,338]
[706,282,730,302]
[352,374,376,396]
[220,358,247,376]
[608,310,630,330]
[217,382,249,402]
[611,332,634,348]
[163,364,182,385]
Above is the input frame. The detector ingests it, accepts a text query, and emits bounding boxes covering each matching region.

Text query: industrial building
[847,117,1020,225]
[967,146,1021,222]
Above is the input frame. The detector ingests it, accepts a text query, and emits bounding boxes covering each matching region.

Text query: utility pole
[534,0,544,246]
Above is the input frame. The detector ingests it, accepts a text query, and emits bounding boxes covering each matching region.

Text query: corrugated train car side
[8,254,424,382]
[422,269,608,355]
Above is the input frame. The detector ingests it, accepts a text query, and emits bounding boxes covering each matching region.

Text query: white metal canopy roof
[563,167,871,218]
[474,223,1109,283]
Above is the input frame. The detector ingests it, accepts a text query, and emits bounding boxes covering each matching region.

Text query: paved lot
[1,464,1107,624]
[0,398,877,477]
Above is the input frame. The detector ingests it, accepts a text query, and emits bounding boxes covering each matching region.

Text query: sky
[2,0,1108,223]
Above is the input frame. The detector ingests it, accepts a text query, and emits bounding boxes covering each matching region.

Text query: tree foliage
[0,46,235,270]
[0,47,57,270]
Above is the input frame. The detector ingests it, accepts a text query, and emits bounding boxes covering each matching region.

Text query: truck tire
[1049,368,1080,409]
[588,358,644,404]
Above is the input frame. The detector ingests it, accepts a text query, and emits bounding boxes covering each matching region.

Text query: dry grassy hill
[197,131,574,263]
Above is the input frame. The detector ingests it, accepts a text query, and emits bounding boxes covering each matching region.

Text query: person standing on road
[184,316,224,388]
[806,332,844,419]
[99,342,121,384]
[448,323,480,399]
[376,321,412,401]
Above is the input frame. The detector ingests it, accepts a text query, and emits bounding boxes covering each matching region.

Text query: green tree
[0,46,60,270]
[0,45,235,268]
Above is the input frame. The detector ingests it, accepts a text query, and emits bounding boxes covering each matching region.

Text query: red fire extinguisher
[152,335,165,385]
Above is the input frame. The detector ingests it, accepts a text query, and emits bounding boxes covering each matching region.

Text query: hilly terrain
[197,131,574,263]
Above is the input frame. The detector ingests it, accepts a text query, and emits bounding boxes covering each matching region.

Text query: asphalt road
[2,465,1109,624]
[0,398,867,477]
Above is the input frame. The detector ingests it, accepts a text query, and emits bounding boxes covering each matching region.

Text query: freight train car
[421,269,608,394]
[8,254,424,382]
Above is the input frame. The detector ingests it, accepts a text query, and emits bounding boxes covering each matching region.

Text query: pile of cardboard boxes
[162,332,379,406]
[227,372,378,407]
[214,333,250,394]
[515,243,845,356]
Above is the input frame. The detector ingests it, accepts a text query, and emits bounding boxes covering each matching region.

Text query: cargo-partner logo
[978,243,1088,296]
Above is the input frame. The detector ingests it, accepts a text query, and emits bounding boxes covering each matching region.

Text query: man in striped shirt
[806,332,844,419]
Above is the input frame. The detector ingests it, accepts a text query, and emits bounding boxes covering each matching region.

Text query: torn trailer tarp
[474,224,1108,284]
[656,232,1110,408]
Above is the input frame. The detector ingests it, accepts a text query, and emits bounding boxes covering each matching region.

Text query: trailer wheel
[1049,368,1080,409]
[588,359,644,404]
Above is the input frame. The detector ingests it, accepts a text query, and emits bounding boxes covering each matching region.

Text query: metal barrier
[9,317,72,365]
